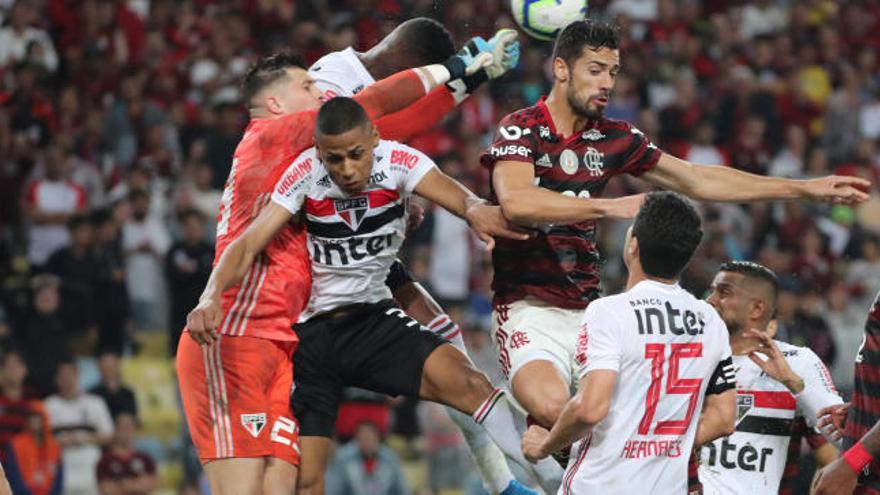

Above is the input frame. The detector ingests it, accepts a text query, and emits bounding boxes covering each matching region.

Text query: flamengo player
[522,192,736,493]
[695,262,842,494]
[482,19,870,442]
[180,45,502,495]
[813,291,880,495]
[198,97,553,495]
[308,19,547,495]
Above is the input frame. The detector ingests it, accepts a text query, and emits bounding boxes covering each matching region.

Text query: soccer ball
[511,0,588,41]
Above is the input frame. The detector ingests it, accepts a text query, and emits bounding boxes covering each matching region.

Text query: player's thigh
[296,436,334,495]
[510,360,571,427]
[177,334,280,462]
[290,317,345,439]
[203,458,265,495]
[419,342,495,413]
[263,456,298,495]
[265,339,300,475]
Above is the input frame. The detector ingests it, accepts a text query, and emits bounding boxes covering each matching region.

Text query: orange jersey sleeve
[375,86,456,142]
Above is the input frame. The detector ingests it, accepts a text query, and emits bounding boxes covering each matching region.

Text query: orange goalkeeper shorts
[177,332,300,466]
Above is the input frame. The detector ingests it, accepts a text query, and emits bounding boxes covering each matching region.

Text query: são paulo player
[179,43,506,495]
[482,19,869,455]
[522,192,737,493]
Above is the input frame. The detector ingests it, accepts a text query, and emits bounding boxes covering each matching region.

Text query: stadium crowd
[0,0,879,492]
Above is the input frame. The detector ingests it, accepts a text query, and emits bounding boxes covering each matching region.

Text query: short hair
[315,97,370,137]
[67,213,91,231]
[719,261,779,306]
[178,208,205,225]
[553,19,621,69]
[632,192,702,279]
[241,53,307,105]
[0,347,26,367]
[394,17,455,65]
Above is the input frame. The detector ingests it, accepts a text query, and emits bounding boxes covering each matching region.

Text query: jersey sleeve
[619,121,661,177]
[270,151,317,214]
[385,142,437,194]
[479,113,538,171]
[309,69,353,99]
[575,303,623,378]
[706,355,736,395]
[793,347,843,427]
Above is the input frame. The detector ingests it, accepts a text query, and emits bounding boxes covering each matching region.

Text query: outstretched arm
[187,203,293,345]
[643,153,871,205]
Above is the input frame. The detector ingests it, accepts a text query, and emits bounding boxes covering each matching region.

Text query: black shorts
[291,299,446,437]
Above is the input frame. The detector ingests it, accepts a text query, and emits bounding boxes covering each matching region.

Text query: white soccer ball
[510,0,588,41]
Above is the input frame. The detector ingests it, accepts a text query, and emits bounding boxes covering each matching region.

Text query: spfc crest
[335,197,369,231]
[737,394,753,422]
[241,413,267,438]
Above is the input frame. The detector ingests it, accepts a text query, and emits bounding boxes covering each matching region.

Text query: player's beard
[567,80,606,120]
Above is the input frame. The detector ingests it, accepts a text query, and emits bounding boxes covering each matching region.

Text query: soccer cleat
[500,479,540,495]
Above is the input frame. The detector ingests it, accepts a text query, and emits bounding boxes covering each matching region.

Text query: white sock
[473,389,564,490]
[427,314,466,351]
[446,406,514,493]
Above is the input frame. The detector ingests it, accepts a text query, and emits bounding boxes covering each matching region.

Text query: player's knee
[531,395,567,427]
[296,469,325,495]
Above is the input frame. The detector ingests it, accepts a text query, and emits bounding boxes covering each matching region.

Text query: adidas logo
[536,154,552,168]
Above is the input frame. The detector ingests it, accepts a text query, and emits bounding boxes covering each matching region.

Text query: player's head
[314,97,379,195]
[368,17,455,77]
[625,192,702,280]
[552,19,620,119]
[707,261,779,335]
[242,53,321,117]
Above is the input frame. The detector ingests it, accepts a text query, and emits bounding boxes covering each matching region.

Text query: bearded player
[178,40,510,495]
[482,19,870,451]
[308,18,555,494]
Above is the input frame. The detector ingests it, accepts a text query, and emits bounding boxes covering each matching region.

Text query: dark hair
[719,261,779,305]
[553,19,621,69]
[241,53,306,105]
[394,17,455,65]
[632,192,702,279]
[0,347,26,367]
[316,97,370,137]
[178,208,205,224]
[67,213,91,230]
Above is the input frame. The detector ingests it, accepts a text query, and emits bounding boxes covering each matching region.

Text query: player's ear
[370,124,380,147]
[749,298,768,322]
[265,95,283,115]
[553,57,569,83]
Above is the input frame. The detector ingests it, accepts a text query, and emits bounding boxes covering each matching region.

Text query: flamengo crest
[241,413,267,438]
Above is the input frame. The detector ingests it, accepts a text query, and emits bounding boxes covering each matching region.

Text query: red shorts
[177,332,300,465]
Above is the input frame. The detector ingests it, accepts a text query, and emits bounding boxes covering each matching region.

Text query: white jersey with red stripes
[308,47,375,100]
[565,280,732,495]
[271,139,436,320]
[699,340,842,495]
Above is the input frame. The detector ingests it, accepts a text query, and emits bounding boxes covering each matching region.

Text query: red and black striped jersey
[778,417,829,495]
[844,290,880,491]
[480,97,661,310]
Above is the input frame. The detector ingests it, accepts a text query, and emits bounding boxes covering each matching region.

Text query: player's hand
[743,329,805,394]
[605,193,645,219]
[522,424,551,463]
[455,37,497,76]
[811,457,859,495]
[465,202,532,251]
[406,201,425,236]
[187,298,223,346]
[485,29,520,79]
[801,175,871,206]
[817,403,851,441]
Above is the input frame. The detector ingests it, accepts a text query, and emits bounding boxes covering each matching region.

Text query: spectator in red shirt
[0,348,42,462]
[96,413,157,495]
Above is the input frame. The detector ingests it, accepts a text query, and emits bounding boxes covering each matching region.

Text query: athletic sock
[447,406,514,493]
[473,389,564,492]
[427,314,466,351]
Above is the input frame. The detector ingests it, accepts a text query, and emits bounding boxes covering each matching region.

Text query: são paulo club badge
[241,413,267,438]
[335,197,369,231]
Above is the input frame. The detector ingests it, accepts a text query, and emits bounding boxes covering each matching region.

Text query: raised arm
[493,160,643,225]
[187,203,293,345]
[643,153,870,205]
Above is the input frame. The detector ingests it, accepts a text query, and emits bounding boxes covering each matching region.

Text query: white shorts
[491,297,583,387]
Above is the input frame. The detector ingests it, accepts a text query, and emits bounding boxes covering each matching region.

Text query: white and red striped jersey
[271,140,435,320]
[209,110,320,341]
[698,341,842,495]
[25,178,86,265]
[565,280,732,495]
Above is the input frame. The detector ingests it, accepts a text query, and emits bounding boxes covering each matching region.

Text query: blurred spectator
[88,351,137,420]
[121,189,170,331]
[24,144,87,268]
[685,120,728,167]
[419,402,473,493]
[847,235,880,304]
[96,413,158,495]
[91,209,131,354]
[0,1,59,72]
[45,215,97,338]
[165,210,212,355]
[0,348,41,462]
[4,407,62,495]
[19,275,70,397]
[769,125,807,178]
[45,361,113,495]
[175,163,221,236]
[326,421,408,495]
